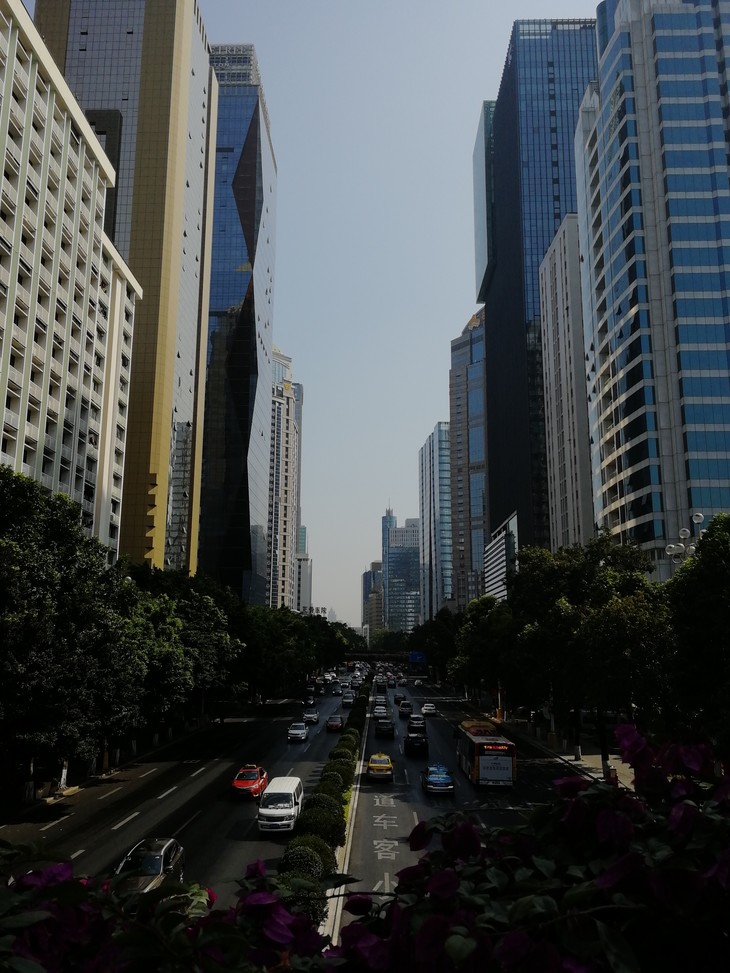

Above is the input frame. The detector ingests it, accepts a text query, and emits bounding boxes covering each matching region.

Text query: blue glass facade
[577,0,730,570]
[198,46,276,602]
[382,513,420,633]
[480,20,597,550]
[419,422,453,621]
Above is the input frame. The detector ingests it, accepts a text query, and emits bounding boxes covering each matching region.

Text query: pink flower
[553,776,590,797]
[667,801,699,840]
[594,851,642,889]
[596,808,634,848]
[426,868,460,900]
[244,859,267,879]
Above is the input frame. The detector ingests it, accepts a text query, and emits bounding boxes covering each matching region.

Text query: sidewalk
[502,720,635,790]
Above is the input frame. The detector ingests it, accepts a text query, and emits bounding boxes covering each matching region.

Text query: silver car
[288,721,309,742]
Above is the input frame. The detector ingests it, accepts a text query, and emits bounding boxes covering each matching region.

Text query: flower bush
[4,726,729,971]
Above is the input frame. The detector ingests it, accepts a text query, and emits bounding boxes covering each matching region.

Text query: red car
[231,764,268,799]
[326,715,345,732]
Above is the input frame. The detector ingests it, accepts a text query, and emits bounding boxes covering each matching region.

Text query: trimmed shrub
[329,746,355,763]
[315,779,345,804]
[287,834,338,875]
[296,806,346,847]
[319,770,344,792]
[326,758,355,789]
[304,793,343,818]
[278,845,323,880]
[342,726,360,745]
[277,872,327,926]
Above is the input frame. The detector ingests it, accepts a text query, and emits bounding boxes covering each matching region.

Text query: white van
[257,776,304,833]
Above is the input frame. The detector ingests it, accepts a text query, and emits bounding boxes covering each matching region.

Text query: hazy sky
[192,0,597,627]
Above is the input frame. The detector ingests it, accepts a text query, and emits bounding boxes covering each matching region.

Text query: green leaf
[532,855,557,878]
[0,911,52,930]
[444,933,477,964]
[596,919,642,973]
[514,867,534,883]
[7,958,47,973]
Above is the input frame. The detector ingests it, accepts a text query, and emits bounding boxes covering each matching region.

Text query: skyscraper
[577,0,730,573]
[476,19,597,552]
[382,512,421,633]
[35,0,218,573]
[361,560,383,636]
[198,43,276,602]
[449,310,487,609]
[419,421,453,621]
[0,0,141,557]
[267,348,300,609]
[295,525,312,615]
[539,214,593,549]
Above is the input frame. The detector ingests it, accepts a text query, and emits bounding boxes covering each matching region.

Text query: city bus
[455,720,517,786]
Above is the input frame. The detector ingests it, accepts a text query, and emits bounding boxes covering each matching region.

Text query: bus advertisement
[456,720,516,786]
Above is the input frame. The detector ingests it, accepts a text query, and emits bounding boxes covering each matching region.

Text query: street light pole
[665,512,706,565]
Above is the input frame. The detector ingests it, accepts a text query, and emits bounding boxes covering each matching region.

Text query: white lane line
[157,786,178,800]
[372,879,383,893]
[189,765,207,778]
[39,816,68,832]
[404,769,409,785]
[175,809,202,835]
[111,811,139,831]
[70,849,85,860]
[139,768,158,779]
[412,811,419,827]
[384,872,391,894]
[98,786,122,801]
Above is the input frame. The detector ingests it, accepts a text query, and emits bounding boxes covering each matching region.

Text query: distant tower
[295,526,312,614]
[198,43,276,602]
[35,0,218,573]
[267,348,300,608]
[382,512,421,633]
[362,560,383,635]
[449,310,487,609]
[419,422,453,621]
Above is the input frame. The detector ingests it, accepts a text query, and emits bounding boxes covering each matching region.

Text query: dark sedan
[420,763,455,795]
[114,838,185,895]
[374,718,395,739]
[326,714,345,732]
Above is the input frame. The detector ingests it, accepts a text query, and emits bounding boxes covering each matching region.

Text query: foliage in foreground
[2,725,730,971]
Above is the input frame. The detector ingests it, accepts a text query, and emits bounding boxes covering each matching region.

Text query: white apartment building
[0,0,141,558]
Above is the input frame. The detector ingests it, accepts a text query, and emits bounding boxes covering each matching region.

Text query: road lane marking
[176,810,202,835]
[372,879,383,892]
[70,849,85,860]
[189,765,207,777]
[384,872,391,893]
[111,812,139,831]
[139,768,158,779]
[39,816,68,832]
[157,786,177,800]
[98,786,122,801]
[412,811,419,827]
[404,769,409,785]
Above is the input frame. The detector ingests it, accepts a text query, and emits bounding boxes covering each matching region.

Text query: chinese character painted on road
[373,839,399,860]
[373,813,398,830]
[373,794,395,807]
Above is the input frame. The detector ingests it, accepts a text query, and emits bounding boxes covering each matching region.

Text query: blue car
[420,763,455,795]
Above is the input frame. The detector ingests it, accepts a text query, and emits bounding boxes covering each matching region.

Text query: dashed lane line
[157,786,178,800]
[139,768,158,779]
[111,812,139,831]
[97,786,122,801]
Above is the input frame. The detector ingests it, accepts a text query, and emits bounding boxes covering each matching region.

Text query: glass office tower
[477,20,597,550]
[35,0,217,574]
[198,44,276,602]
[577,0,730,574]
[419,422,453,621]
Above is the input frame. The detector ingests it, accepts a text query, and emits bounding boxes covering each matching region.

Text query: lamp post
[665,512,706,565]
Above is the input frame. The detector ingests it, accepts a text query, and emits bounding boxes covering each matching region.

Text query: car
[342,693,355,708]
[288,722,309,742]
[421,703,437,716]
[375,718,395,739]
[372,705,388,719]
[398,700,414,719]
[387,678,396,688]
[414,679,423,687]
[326,714,345,732]
[408,715,426,731]
[404,731,429,757]
[420,763,455,794]
[113,838,185,895]
[373,695,388,707]
[397,678,408,687]
[332,685,343,696]
[304,695,315,707]
[393,692,406,706]
[303,708,320,724]
[367,753,394,781]
[231,764,268,799]
[318,687,326,696]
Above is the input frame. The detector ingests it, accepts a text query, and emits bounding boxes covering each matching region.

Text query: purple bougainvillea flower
[263,912,296,945]
[244,859,267,880]
[594,851,642,889]
[494,929,534,965]
[409,820,433,851]
[596,808,634,848]
[396,862,429,887]
[667,801,699,840]
[243,890,280,907]
[426,868,460,900]
[553,776,590,797]
[344,893,373,916]
[338,923,391,969]
[441,821,482,861]
[15,862,74,889]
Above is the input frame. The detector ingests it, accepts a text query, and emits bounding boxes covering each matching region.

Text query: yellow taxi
[366,752,394,782]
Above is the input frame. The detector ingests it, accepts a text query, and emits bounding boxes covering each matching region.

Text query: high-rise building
[539,214,594,550]
[419,421,453,621]
[198,43,276,602]
[382,512,421,633]
[267,348,300,609]
[476,19,597,553]
[577,0,730,574]
[361,560,383,636]
[473,102,495,304]
[449,310,487,609]
[0,0,142,555]
[295,525,312,615]
[35,0,218,574]
[381,507,397,626]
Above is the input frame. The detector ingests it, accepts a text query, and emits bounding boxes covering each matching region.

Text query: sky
[191,0,597,628]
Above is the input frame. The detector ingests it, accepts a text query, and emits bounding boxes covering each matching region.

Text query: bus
[455,720,516,786]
